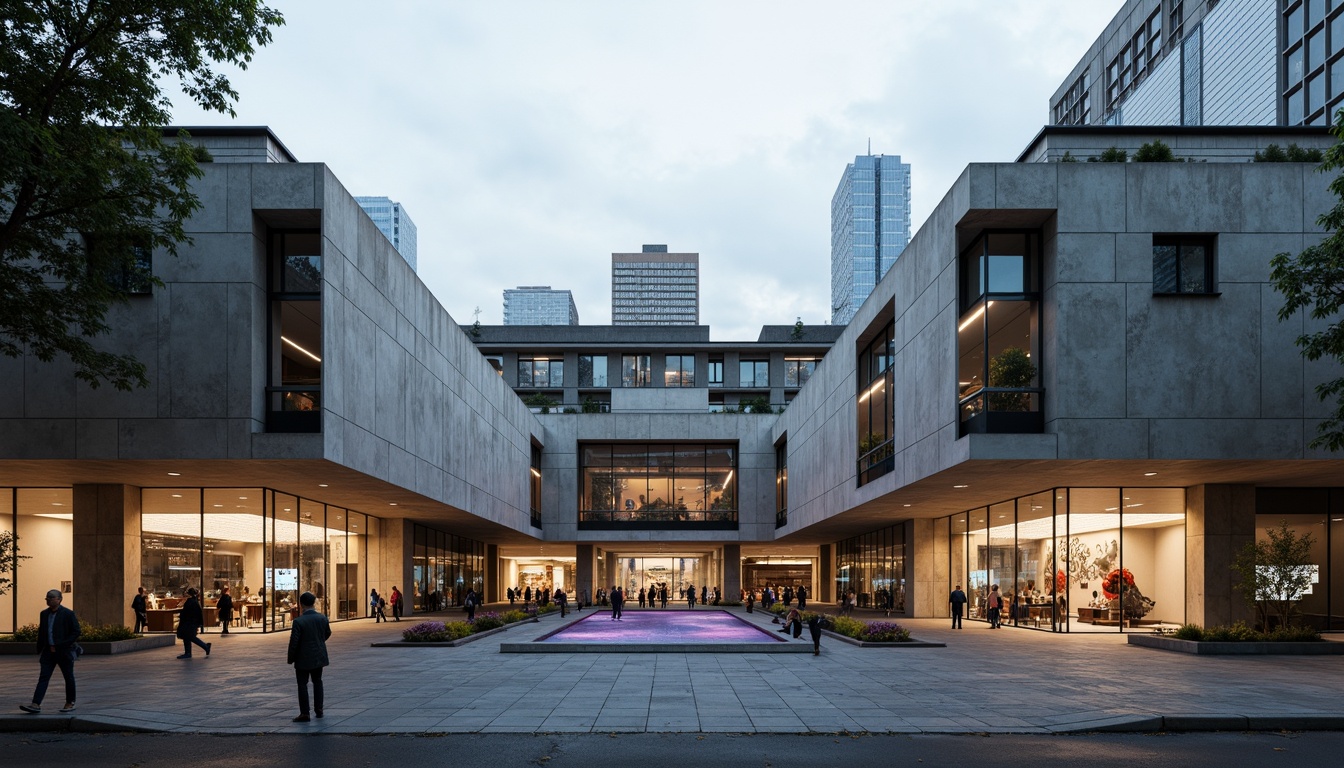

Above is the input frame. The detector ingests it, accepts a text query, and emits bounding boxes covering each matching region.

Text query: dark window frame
[1152,234,1218,295]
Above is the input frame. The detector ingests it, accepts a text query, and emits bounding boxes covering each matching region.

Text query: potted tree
[965,347,1041,434]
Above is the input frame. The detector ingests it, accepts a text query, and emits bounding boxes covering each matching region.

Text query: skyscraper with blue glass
[830,154,911,326]
[354,196,418,272]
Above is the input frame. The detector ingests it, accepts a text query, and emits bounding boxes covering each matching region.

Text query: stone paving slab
[1,607,1342,734]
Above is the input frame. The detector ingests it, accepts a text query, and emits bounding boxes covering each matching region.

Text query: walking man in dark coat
[19,589,80,714]
[131,587,148,634]
[950,584,968,629]
[796,585,807,610]
[288,591,331,722]
[176,588,210,659]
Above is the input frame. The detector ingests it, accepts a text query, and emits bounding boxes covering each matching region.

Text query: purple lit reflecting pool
[541,610,784,644]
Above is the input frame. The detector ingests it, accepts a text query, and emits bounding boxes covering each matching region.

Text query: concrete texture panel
[1126,164,1242,234]
[1303,166,1334,233]
[1052,418,1149,459]
[165,283,230,418]
[966,164,996,211]
[75,300,158,419]
[225,164,253,233]
[1052,282,1127,419]
[995,163,1057,209]
[0,356,21,418]
[76,419,119,459]
[0,419,77,458]
[117,419,228,459]
[183,164,228,233]
[1149,418,1301,459]
[1219,232,1302,284]
[1051,233,1116,285]
[155,233,259,285]
[251,163,318,210]
[965,433,1057,460]
[226,282,263,421]
[24,355,78,420]
[1057,165,1126,233]
[1114,233,1154,283]
[1241,165,1305,233]
[1126,284,1261,419]
[250,432,323,459]
[1260,284,1305,419]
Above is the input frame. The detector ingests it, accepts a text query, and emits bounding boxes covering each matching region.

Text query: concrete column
[819,543,834,602]
[71,484,140,628]
[910,518,943,618]
[722,543,741,601]
[378,518,414,614]
[486,544,500,602]
[1186,484,1256,627]
[575,544,594,605]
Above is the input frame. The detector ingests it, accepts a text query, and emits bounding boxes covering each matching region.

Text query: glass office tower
[830,154,911,326]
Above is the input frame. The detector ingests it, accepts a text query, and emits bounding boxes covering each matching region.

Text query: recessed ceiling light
[954,484,969,489]
[998,515,1006,519]
[1143,472,1158,477]
[318,483,328,488]
[903,504,912,507]
[171,494,182,498]
[213,504,223,508]
[238,496,247,500]
[283,508,291,512]
[389,502,398,506]
[167,472,181,477]
[52,502,63,506]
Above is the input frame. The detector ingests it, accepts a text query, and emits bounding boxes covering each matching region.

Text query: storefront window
[834,524,905,612]
[946,487,1185,632]
[579,443,737,527]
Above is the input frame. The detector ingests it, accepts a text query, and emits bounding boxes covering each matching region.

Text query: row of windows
[1283,0,1344,123]
[510,355,820,389]
[1054,71,1092,125]
[1105,6,1164,113]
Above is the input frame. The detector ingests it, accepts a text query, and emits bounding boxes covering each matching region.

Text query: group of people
[18,584,332,723]
[743,584,808,611]
[506,585,552,608]
[369,587,405,622]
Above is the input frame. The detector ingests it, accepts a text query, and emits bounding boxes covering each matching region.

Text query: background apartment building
[355,195,419,271]
[503,286,580,326]
[611,245,700,325]
[830,154,911,326]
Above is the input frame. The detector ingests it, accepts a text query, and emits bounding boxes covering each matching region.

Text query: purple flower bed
[858,621,911,643]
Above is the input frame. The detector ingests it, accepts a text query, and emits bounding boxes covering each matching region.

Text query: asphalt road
[2,731,1343,768]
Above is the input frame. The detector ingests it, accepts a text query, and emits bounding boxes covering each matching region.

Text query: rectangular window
[84,234,154,295]
[857,321,895,485]
[1153,235,1216,294]
[578,355,607,387]
[785,358,819,387]
[579,443,737,528]
[622,355,651,387]
[268,229,322,433]
[664,354,695,387]
[775,441,788,528]
[708,358,724,387]
[530,444,542,528]
[739,360,769,388]
[518,358,563,388]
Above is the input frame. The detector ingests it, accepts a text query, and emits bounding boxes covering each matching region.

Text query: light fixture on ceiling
[903,504,912,508]
[281,335,322,363]
[957,301,994,333]
[389,502,398,506]
[954,484,969,489]
[171,494,182,498]
[1143,472,1158,477]
[238,496,248,500]
[318,483,329,488]
[167,472,181,477]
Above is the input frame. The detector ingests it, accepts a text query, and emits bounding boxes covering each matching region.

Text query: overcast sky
[167,1,1122,340]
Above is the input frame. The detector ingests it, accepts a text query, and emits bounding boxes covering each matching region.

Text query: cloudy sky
[168,1,1122,340]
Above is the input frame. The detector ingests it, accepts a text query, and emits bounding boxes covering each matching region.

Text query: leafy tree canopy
[0,0,283,390]
[1270,110,1344,451]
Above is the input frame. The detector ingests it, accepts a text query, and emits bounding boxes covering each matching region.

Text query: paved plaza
[2,606,1341,735]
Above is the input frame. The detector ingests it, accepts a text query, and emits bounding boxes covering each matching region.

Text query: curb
[1050,713,1344,733]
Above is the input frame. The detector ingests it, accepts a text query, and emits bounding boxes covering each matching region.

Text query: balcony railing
[578,509,738,531]
[857,437,895,487]
[958,388,1044,436]
[266,386,321,433]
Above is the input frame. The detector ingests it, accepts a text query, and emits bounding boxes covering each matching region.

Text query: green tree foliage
[1087,146,1128,163]
[1255,143,1325,163]
[0,530,28,597]
[987,347,1036,412]
[0,1,284,390]
[1231,521,1318,631]
[1132,139,1182,162]
[1270,111,1344,451]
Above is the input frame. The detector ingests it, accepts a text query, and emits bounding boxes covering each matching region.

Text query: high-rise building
[1050,0,1332,129]
[611,245,699,325]
[830,154,911,326]
[355,195,418,271]
[503,286,580,325]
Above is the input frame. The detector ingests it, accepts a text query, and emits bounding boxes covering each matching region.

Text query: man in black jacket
[288,591,331,722]
[19,589,80,714]
[176,588,211,659]
[131,587,148,634]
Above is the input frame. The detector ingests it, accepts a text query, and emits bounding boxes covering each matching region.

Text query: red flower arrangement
[1101,568,1134,600]
[1055,569,1067,593]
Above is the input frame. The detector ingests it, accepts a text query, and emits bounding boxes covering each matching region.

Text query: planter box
[0,634,177,655]
[821,629,945,648]
[1128,634,1344,655]
[369,617,538,648]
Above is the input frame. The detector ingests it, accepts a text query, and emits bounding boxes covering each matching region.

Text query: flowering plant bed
[371,609,542,647]
[1129,622,1341,655]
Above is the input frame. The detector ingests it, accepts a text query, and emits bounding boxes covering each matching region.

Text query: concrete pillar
[819,543,834,602]
[911,518,943,618]
[575,544,594,605]
[722,543,742,601]
[486,544,500,602]
[378,518,414,614]
[71,484,140,628]
[1186,484,1256,627]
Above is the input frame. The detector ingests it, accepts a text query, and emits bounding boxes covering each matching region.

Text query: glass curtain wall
[3,488,76,634]
[947,487,1185,632]
[1255,488,1344,630]
[579,443,737,524]
[856,322,895,485]
[834,525,906,612]
[268,230,323,432]
[411,523,485,612]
